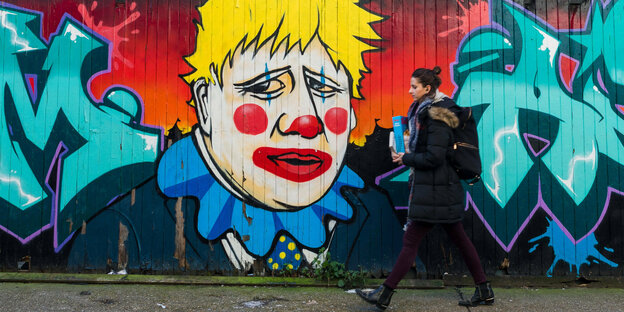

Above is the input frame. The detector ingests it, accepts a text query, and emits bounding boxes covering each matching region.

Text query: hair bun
[432,66,442,75]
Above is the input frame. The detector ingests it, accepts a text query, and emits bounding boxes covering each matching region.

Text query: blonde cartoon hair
[183,0,383,100]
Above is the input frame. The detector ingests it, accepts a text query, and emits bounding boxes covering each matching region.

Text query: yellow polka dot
[279,252,286,259]
[288,242,296,251]
[295,253,301,261]
[287,264,293,270]
[279,236,286,242]
[268,258,273,263]
[272,263,279,270]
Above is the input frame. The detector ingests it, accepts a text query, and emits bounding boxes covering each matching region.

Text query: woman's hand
[392,152,405,165]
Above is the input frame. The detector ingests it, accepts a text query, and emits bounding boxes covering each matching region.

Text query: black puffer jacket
[402,97,464,223]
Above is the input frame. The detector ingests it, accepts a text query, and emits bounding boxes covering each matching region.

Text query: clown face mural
[157,0,382,270]
[191,37,355,210]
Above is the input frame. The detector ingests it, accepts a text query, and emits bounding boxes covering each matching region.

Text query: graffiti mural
[156,0,387,271]
[0,2,160,252]
[453,0,622,275]
[0,0,622,278]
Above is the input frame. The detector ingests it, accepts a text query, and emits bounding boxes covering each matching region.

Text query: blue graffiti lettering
[0,3,161,250]
[453,0,624,253]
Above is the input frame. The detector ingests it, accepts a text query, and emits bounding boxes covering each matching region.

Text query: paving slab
[0,282,623,312]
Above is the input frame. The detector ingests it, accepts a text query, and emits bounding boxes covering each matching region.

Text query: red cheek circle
[233,104,268,135]
[324,107,349,135]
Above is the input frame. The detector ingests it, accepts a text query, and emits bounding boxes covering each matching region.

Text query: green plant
[272,263,295,277]
[307,247,367,288]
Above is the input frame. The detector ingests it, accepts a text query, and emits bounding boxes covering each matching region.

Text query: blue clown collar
[157,134,364,257]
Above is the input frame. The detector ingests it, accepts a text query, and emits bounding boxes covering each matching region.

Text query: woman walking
[356,67,494,310]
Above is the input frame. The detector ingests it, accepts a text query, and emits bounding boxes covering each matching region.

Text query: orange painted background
[4,0,589,143]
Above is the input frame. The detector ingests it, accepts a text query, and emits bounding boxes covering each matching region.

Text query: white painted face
[193,37,356,210]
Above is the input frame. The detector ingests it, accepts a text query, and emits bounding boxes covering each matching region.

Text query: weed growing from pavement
[271,248,367,288]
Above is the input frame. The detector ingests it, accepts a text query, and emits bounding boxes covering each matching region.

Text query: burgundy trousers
[384,220,486,289]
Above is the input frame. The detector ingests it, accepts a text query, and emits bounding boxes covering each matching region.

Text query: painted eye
[615,104,624,116]
[308,78,334,92]
[306,76,339,98]
[246,80,285,94]
[234,70,293,101]
[237,79,286,101]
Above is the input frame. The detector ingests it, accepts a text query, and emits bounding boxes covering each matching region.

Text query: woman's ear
[192,78,211,134]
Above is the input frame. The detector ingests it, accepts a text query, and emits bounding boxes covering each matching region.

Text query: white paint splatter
[64,24,88,42]
[535,26,559,66]
[138,133,158,153]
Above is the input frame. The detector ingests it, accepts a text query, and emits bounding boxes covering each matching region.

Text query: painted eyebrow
[233,66,292,87]
[302,66,342,88]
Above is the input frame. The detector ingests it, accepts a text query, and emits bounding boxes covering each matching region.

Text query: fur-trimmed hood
[428,104,459,128]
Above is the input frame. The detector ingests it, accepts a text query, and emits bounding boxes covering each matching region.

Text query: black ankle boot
[356,284,395,310]
[459,281,495,307]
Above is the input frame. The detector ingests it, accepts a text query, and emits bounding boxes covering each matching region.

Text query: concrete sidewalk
[1,282,623,311]
[1,273,624,311]
[1,272,623,288]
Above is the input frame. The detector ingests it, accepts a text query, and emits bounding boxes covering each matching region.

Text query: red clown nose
[285,115,323,138]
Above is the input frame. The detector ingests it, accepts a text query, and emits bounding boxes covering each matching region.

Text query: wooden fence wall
[0,0,622,278]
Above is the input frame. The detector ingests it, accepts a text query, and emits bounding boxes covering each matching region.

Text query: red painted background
[3,0,588,144]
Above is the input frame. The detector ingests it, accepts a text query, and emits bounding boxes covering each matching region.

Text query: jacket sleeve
[402,121,452,170]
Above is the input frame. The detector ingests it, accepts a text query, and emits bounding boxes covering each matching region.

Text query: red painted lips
[252,147,332,182]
